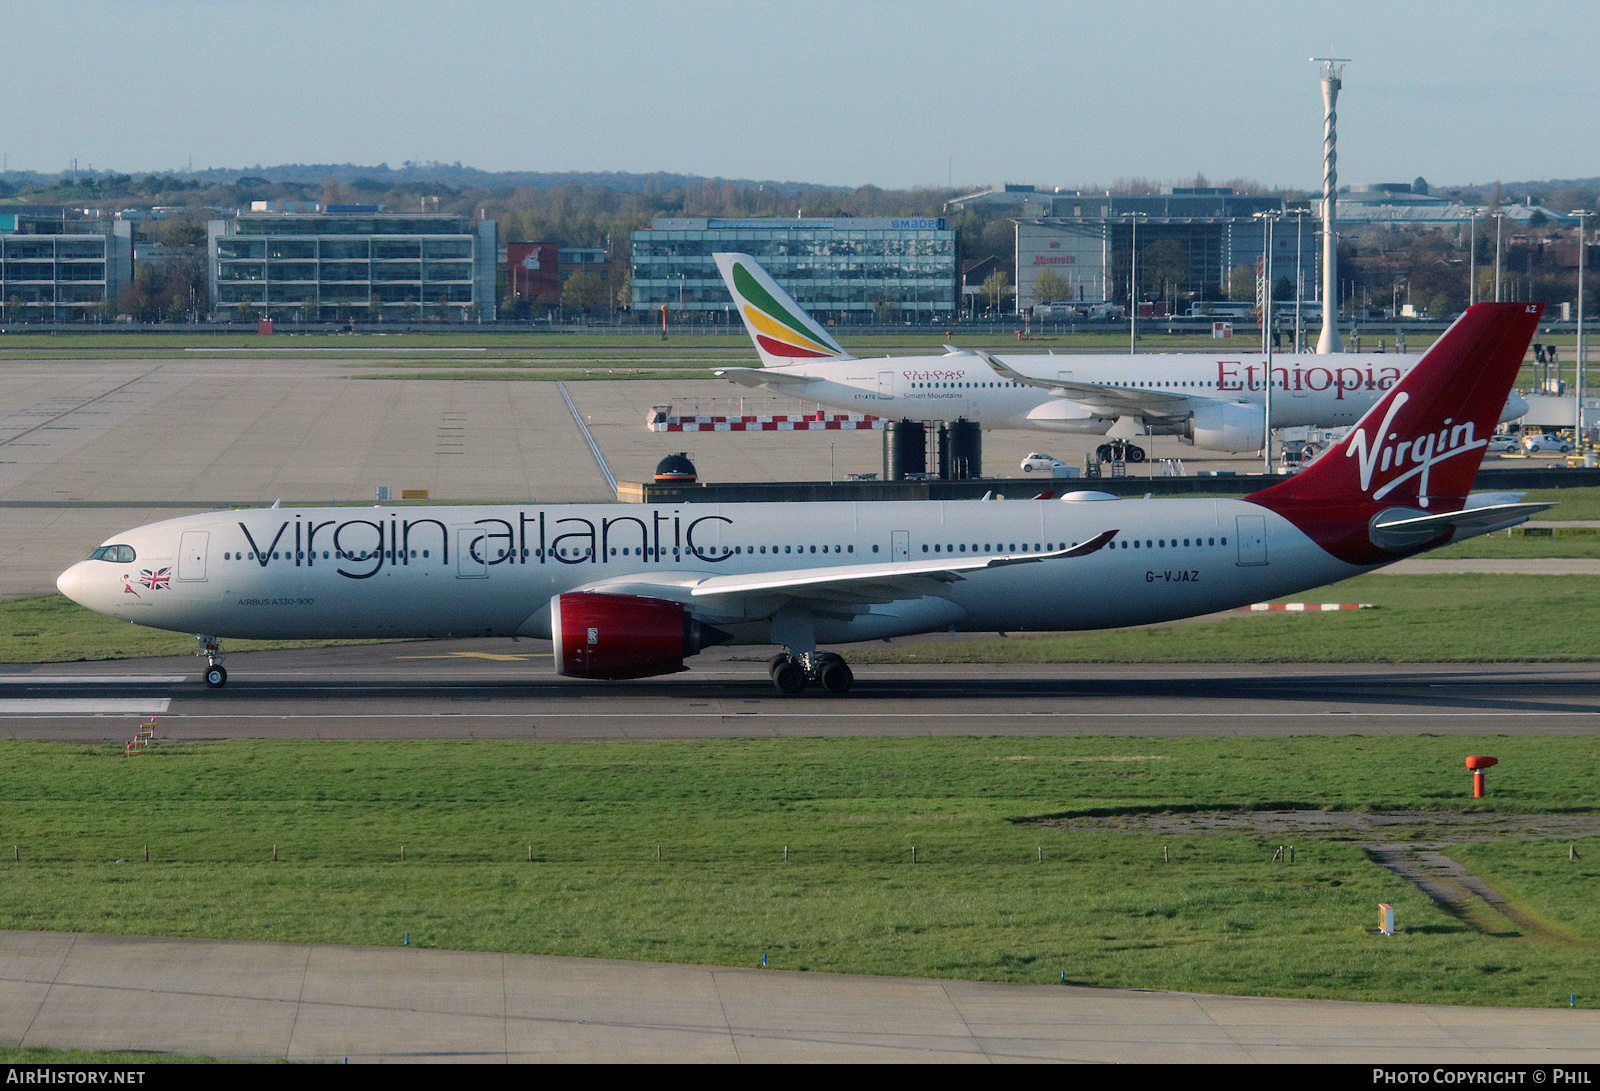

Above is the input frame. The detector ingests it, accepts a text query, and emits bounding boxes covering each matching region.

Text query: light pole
[1575,209,1591,447]
[1293,206,1306,352]
[1127,212,1146,354]
[1467,208,1479,307]
[1494,213,1504,302]
[1255,209,1282,472]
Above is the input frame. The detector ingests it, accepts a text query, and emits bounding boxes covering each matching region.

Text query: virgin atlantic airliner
[57,304,1546,693]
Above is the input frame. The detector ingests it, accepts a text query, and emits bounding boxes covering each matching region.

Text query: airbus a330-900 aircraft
[711,253,1528,457]
[58,304,1545,694]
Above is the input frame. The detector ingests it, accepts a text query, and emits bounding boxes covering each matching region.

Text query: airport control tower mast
[1314,57,1349,354]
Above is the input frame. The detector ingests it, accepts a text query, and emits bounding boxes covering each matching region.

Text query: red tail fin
[1248,302,1540,564]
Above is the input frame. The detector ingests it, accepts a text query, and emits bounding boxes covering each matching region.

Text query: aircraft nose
[56,563,87,606]
[1503,391,1529,420]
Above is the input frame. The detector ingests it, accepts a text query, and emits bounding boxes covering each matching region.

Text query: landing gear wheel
[1127,445,1147,463]
[817,658,854,694]
[1094,444,1113,462]
[771,659,805,694]
[195,635,227,688]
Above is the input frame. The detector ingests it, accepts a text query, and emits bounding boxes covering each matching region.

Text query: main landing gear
[768,651,854,695]
[1094,440,1146,463]
[196,635,227,688]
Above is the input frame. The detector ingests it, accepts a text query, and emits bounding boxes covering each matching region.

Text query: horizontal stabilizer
[712,366,824,390]
[1369,501,1552,551]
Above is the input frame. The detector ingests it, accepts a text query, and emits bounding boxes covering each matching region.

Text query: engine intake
[551,592,731,680]
[1179,400,1265,453]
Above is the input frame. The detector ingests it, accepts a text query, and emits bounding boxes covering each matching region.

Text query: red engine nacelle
[550,592,731,680]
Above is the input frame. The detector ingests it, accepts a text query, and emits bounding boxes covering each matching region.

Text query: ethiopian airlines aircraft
[58,304,1545,694]
[711,252,1527,457]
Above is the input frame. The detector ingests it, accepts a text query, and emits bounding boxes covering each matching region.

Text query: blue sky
[8,0,1597,191]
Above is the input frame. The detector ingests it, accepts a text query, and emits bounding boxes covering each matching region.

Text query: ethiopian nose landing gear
[195,635,227,688]
[768,651,855,695]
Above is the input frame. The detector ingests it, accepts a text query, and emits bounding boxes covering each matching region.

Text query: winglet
[714,253,852,368]
[1059,528,1119,557]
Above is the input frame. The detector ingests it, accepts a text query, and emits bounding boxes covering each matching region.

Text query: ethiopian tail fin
[713,252,853,368]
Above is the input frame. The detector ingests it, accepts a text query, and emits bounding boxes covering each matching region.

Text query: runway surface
[6,930,1599,1064]
[2,644,1597,742]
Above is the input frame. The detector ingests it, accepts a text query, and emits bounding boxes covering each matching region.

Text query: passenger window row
[225,550,430,561]
[218,537,1230,564]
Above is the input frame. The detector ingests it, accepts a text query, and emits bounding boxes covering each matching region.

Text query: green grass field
[851,573,1600,665]
[0,1046,218,1065]
[13,326,1600,403]
[0,324,1450,365]
[1514,487,1600,521]
[0,735,1594,1007]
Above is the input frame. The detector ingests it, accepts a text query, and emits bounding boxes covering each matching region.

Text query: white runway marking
[0,675,187,685]
[0,699,170,714]
[137,709,1600,720]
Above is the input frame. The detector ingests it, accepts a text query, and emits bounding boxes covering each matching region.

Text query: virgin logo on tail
[1347,394,1488,508]
[1247,303,1541,566]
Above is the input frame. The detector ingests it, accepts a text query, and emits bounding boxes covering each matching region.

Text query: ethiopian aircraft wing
[967,347,1198,419]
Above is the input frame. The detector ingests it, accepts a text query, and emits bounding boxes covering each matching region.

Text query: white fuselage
[759,351,1416,434]
[59,498,1367,648]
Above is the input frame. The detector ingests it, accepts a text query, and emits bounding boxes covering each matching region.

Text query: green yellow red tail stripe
[715,253,851,366]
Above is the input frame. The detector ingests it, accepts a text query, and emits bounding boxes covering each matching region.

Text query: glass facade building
[1015,190,1313,313]
[631,217,957,322]
[209,212,497,321]
[0,209,132,321]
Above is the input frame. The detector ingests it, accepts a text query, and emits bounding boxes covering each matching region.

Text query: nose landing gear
[196,635,227,688]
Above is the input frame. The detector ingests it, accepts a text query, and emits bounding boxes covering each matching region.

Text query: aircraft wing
[570,530,1118,609]
[687,529,1118,604]
[966,348,1197,419]
[712,365,826,391]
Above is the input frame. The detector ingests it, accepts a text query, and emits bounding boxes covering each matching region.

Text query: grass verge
[0,735,1595,1007]
[853,572,1600,664]
[0,595,382,664]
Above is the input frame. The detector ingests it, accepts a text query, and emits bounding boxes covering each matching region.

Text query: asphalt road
[6,930,1598,1064]
[3,645,1597,742]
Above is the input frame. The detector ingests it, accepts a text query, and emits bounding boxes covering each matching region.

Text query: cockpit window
[88,544,137,563]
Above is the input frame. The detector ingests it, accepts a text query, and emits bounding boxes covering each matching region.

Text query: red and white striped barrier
[1236,602,1373,612]
[648,412,883,433]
